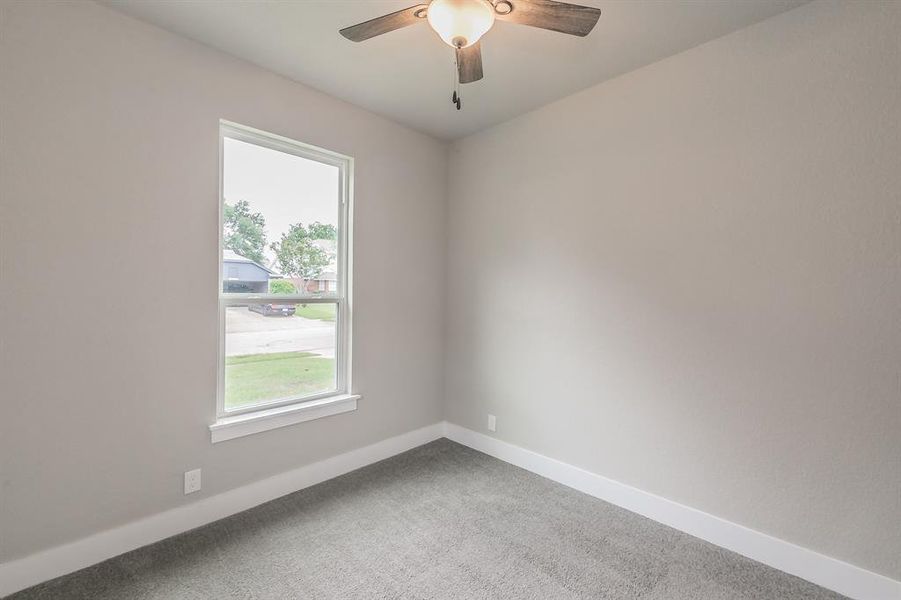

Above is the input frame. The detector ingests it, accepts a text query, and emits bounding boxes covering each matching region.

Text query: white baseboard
[3,422,897,600]
[0,422,445,598]
[442,422,900,600]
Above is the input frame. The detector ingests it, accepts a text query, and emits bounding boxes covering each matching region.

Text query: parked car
[249,303,296,317]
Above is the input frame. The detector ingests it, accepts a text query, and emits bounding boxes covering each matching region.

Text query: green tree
[270,223,330,290]
[269,279,296,294]
[307,222,337,241]
[223,200,266,264]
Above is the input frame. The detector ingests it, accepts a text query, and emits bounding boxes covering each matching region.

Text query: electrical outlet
[184,468,202,495]
[487,414,497,432]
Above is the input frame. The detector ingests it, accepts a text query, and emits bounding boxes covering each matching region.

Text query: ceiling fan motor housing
[493,1,514,15]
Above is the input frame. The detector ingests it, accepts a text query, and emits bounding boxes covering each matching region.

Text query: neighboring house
[224,243,336,295]
[222,249,276,293]
[293,239,338,294]
[295,269,336,293]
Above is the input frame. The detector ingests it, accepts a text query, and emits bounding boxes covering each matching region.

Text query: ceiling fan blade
[456,41,484,84]
[496,0,601,37]
[339,4,429,42]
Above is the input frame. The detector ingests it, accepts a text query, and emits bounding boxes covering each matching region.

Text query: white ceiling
[100,0,809,140]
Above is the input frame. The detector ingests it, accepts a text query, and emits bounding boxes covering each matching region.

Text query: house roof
[311,239,336,253]
[223,249,276,275]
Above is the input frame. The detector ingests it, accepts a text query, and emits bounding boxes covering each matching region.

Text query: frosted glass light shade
[427,0,495,48]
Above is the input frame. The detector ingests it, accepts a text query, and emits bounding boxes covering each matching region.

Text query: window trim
[213,120,354,434]
[209,393,360,444]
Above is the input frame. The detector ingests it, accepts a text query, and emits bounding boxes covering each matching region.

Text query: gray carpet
[7,439,847,600]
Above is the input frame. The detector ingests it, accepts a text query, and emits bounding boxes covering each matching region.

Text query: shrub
[269,279,296,294]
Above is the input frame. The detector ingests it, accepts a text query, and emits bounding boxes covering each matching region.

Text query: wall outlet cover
[184,469,202,495]
[487,414,497,432]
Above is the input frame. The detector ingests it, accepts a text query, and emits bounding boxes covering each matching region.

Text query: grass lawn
[225,351,335,410]
[295,303,336,322]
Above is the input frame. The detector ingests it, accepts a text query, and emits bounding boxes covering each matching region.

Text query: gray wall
[445,0,900,580]
[0,1,447,561]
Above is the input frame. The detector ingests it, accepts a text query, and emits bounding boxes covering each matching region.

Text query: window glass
[224,302,337,411]
[222,137,340,296]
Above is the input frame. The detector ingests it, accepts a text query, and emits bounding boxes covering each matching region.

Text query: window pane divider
[219,295,340,306]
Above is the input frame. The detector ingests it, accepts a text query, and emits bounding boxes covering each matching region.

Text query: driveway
[225,307,336,358]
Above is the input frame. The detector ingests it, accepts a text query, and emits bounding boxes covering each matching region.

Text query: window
[212,121,355,442]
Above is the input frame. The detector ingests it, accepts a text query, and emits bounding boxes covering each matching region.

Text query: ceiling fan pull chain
[452,50,462,110]
[452,51,457,105]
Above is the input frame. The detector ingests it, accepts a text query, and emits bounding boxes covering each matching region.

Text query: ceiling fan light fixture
[339,0,602,95]
[426,0,496,48]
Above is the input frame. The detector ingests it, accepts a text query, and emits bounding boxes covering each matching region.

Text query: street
[225,306,336,358]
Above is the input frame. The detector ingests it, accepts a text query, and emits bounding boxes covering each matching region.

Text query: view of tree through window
[219,130,347,414]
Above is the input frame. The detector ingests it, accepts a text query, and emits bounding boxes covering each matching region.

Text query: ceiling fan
[339,0,601,109]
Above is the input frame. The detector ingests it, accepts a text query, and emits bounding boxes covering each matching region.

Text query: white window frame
[210,121,356,443]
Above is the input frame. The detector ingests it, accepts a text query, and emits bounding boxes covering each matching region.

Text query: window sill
[209,394,360,443]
